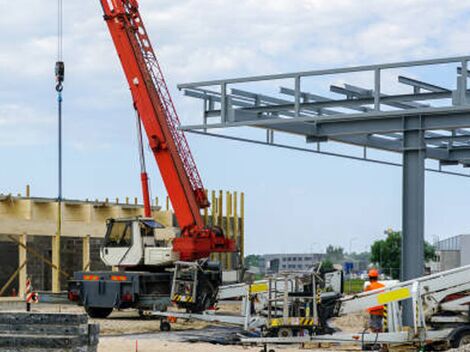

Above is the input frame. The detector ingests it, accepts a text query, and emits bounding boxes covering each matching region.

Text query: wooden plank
[0,335,89,348]
[18,234,27,297]
[0,323,87,336]
[82,235,91,272]
[0,312,88,325]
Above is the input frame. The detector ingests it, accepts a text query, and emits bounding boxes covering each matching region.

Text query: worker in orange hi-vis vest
[364,269,385,332]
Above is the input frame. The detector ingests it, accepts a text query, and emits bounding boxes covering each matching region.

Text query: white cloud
[1,0,470,146]
[0,104,54,146]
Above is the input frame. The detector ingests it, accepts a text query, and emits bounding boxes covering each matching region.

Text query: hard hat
[368,269,379,278]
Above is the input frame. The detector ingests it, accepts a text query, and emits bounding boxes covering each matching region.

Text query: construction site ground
[0,300,367,351]
[1,300,468,351]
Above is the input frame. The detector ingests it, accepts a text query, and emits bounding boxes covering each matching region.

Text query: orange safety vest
[365,280,385,315]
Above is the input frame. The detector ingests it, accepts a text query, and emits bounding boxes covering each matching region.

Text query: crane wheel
[277,328,293,338]
[160,321,171,332]
[85,307,113,319]
[451,329,470,348]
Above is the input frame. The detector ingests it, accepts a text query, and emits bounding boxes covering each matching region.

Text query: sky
[1,0,470,255]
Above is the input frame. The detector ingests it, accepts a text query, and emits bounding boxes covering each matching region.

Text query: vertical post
[211,191,217,262]
[283,276,289,321]
[203,190,209,225]
[25,185,30,198]
[166,196,170,211]
[240,192,245,266]
[374,68,381,111]
[18,234,27,298]
[461,59,468,105]
[52,228,61,293]
[218,190,224,266]
[225,191,232,270]
[294,76,301,117]
[82,235,91,272]
[401,116,425,326]
[221,83,228,122]
[233,192,240,268]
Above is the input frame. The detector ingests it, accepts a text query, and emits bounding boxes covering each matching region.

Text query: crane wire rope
[54,0,65,292]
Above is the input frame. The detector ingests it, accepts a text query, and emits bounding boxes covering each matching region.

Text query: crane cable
[55,0,64,198]
[54,0,65,291]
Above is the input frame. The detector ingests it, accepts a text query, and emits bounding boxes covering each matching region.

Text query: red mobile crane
[100,0,234,260]
[68,0,235,319]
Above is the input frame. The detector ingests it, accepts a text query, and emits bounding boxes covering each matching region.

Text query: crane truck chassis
[68,218,224,318]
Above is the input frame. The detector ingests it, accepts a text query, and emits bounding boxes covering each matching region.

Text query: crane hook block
[55,61,65,84]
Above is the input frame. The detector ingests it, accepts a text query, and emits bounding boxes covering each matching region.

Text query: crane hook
[55,61,65,93]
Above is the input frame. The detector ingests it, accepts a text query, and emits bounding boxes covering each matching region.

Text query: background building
[258,253,325,274]
[434,235,470,272]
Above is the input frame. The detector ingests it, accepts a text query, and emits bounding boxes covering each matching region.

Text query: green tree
[370,230,436,279]
[325,245,345,263]
[244,254,261,268]
[320,259,334,272]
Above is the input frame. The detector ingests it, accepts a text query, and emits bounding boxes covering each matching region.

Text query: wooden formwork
[0,186,244,296]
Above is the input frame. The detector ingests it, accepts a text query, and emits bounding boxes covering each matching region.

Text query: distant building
[434,235,470,272]
[341,258,370,275]
[258,253,325,274]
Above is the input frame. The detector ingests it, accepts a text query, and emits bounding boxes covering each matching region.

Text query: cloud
[2,0,470,146]
[0,103,54,146]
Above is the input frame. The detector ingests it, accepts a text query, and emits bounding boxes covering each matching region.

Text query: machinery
[153,266,344,332]
[68,0,235,318]
[242,264,470,351]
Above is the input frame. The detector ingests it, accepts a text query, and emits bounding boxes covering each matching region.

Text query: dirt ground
[1,302,369,351]
[98,339,359,352]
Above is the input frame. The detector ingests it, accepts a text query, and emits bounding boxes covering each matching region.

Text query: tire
[85,306,113,319]
[452,330,470,348]
[160,321,171,332]
[277,328,293,338]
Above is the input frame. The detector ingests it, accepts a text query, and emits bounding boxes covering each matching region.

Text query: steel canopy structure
[177,56,470,324]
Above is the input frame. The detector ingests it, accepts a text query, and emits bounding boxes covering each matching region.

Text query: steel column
[401,116,425,326]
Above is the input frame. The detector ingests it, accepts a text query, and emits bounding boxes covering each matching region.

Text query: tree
[244,255,261,268]
[320,259,334,272]
[370,230,436,279]
[325,245,345,263]
[349,251,371,262]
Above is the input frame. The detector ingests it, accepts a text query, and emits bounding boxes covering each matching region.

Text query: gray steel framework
[177,56,470,325]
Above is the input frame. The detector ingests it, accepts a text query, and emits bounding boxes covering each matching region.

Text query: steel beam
[178,55,470,89]
[397,76,451,93]
[401,117,426,326]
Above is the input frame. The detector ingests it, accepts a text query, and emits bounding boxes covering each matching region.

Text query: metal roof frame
[178,55,470,176]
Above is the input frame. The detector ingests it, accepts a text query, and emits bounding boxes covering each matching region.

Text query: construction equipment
[153,267,343,332]
[242,264,470,350]
[68,0,235,318]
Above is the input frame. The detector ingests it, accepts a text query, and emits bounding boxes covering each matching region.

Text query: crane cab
[101,217,179,268]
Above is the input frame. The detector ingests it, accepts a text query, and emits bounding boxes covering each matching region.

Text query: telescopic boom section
[99,0,235,260]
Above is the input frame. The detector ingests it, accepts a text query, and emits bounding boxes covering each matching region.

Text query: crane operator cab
[101,217,179,269]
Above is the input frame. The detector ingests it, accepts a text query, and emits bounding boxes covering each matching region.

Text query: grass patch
[344,279,365,294]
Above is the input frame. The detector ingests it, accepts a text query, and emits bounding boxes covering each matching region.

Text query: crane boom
[99,0,235,260]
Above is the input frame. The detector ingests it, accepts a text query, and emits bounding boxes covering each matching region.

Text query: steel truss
[178,56,470,173]
[177,56,470,325]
